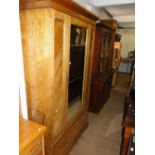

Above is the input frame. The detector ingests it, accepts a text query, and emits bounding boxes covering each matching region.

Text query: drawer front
[63,112,88,154]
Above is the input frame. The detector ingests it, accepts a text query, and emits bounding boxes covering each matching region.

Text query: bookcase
[89,20,117,113]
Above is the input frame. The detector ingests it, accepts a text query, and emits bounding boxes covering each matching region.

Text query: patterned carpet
[69,73,131,155]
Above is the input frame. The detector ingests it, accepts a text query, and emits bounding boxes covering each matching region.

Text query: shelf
[70,44,85,47]
[69,75,83,84]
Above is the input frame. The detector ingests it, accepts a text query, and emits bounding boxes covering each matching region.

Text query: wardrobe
[20,0,98,154]
[89,20,117,113]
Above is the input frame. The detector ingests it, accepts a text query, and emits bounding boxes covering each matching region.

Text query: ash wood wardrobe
[20,0,98,154]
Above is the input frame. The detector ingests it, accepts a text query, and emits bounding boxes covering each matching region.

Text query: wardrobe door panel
[52,12,71,140]
[53,18,64,139]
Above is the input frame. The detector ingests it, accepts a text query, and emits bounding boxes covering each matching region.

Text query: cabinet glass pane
[68,24,86,121]
[99,32,112,76]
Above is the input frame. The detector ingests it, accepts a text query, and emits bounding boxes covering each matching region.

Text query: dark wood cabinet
[120,80,135,155]
[89,20,117,113]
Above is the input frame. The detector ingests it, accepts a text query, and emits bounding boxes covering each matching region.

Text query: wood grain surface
[20,3,96,154]
[19,118,47,155]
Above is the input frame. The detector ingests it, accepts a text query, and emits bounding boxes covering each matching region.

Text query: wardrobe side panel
[20,8,55,147]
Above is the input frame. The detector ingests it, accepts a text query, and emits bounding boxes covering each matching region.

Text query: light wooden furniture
[20,0,98,154]
[89,20,117,113]
[112,34,122,86]
[19,119,47,155]
[112,42,121,69]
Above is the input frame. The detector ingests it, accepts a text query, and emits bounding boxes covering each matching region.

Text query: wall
[73,0,88,8]
[117,28,135,58]
[73,0,111,19]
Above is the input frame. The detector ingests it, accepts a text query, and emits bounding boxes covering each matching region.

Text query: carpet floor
[69,73,131,155]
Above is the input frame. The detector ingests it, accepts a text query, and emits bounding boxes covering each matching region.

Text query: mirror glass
[67,24,86,121]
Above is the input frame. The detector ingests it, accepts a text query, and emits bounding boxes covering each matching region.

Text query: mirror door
[67,24,87,121]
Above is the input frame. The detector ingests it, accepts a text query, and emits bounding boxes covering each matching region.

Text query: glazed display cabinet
[89,20,117,113]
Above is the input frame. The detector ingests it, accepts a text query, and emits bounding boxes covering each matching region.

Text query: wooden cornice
[96,19,117,31]
[20,0,99,22]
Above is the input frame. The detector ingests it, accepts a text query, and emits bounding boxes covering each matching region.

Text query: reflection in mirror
[67,24,86,121]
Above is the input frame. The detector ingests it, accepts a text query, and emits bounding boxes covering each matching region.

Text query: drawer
[64,113,88,154]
